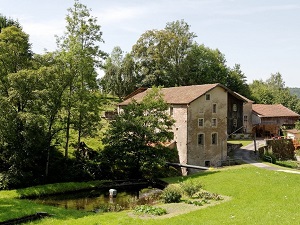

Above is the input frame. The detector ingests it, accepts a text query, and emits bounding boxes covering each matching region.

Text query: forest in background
[1,0,300,189]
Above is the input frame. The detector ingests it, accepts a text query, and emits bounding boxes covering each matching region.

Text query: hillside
[289,87,300,98]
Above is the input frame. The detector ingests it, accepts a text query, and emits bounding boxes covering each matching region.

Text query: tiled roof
[233,92,254,103]
[119,83,246,106]
[252,104,300,118]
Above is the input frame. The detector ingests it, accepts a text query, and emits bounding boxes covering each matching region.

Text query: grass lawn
[227,139,253,146]
[1,165,300,224]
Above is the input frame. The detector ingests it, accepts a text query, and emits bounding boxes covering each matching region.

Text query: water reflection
[32,188,160,212]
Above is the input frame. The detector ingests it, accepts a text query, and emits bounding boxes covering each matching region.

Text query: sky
[1,0,300,87]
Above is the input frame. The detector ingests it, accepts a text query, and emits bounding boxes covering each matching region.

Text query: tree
[0,14,20,32]
[227,64,251,98]
[132,20,196,87]
[0,25,35,189]
[0,26,32,96]
[183,44,228,85]
[249,73,300,114]
[102,87,176,179]
[101,46,136,100]
[56,0,106,157]
[131,20,250,95]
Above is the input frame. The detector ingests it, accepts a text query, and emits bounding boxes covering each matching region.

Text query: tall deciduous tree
[102,87,175,179]
[101,46,136,100]
[57,0,106,157]
[0,26,32,96]
[131,20,250,96]
[183,44,228,85]
[132,20,196,87]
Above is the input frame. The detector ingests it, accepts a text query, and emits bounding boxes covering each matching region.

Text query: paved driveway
[233,140,300,174]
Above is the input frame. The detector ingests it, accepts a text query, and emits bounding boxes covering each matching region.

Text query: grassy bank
[1,164,300,224]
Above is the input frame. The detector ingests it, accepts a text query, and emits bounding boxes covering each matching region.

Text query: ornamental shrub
[134,205,167,216]
[180,178,202,198]
[161,185,182,203]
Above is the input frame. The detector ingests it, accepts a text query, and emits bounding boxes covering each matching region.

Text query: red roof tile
[252,104,300,117]
[119,83,248,106]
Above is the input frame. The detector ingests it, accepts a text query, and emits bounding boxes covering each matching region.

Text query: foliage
[134,205,167,216]
[249,73,300,114]
[295,121,300,130]
[0,2,108,189]
[161,185,182,203]
[100,46,136,100]
[129,20,251,97]
[196,191,224,201]
[179,178,202,198]
[0,14,21,32]
[132,19,196,87]
[101,87,175,179]
[56,0,106,157]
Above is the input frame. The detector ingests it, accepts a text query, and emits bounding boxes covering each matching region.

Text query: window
[205,161,211,167]
[205,94,210,100]
[233,118,237,127]
[198,133,204,145]
[212,103,217,113]
[170,107,173,116]
[211,118,217,127]
[243,115,248,122]
[233,104,237,112]
[198,118,204,127]
[211,133,218,145]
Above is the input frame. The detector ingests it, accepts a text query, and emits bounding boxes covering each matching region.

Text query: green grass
[2,165,300,224]
[227,139,253,146]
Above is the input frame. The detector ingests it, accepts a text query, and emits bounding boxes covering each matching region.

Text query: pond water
[32,188,161,212]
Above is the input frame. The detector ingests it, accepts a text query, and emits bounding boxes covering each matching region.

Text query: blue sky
[1,0,300,87]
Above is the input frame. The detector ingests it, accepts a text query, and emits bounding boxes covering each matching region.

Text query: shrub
[161,185,182,203]
[134,205,167,216]
[180,178,202,198]
[196,191,224,201]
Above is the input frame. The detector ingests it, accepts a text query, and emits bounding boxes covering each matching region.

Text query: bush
[180,178,202,198]
[196,191,224,201]
[161,185,182,203]
[134,205,167,216]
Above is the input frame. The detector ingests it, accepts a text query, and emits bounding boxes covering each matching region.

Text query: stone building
[118,83,247,174]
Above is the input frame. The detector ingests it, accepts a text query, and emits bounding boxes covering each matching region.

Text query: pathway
[234,140,300,174]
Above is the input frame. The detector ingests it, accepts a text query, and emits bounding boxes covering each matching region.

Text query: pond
[32,188,162,212]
